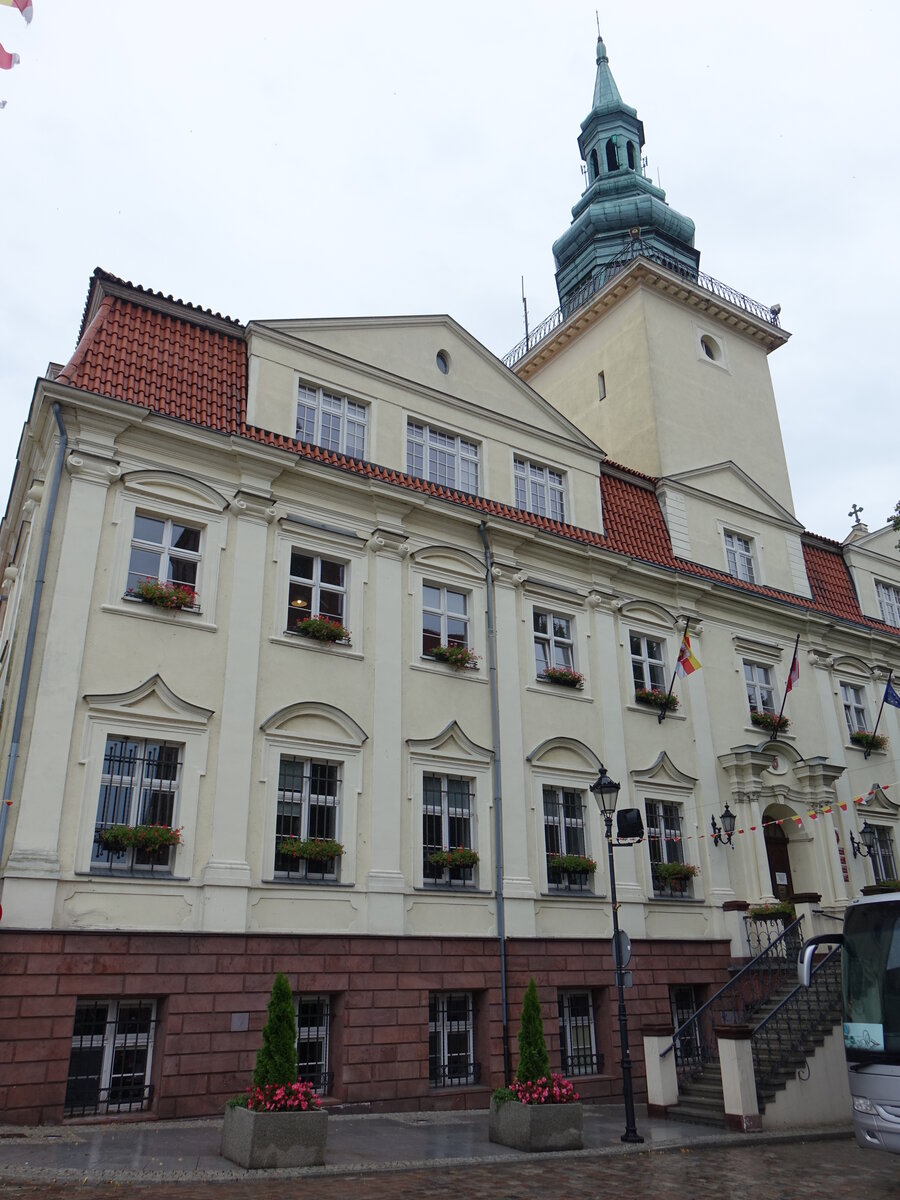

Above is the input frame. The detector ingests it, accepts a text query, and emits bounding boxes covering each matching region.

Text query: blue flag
[885,679,900,709]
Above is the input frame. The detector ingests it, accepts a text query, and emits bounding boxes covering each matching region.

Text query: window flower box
[276,836,343,862]
[539,667,584,689]
[429,644,479,669]
[748,902,796,921]
[293,615,350,643]
[128,578,197,610]
[750,711,790,733]
[849,730,888,752]
[652,861,698,896]
[98,823,183,853]
[634,688,677,711]
[428,847,479,870]
[548,853,596,875]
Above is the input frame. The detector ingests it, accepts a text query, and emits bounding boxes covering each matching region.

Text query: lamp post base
[621,1131,645,1144]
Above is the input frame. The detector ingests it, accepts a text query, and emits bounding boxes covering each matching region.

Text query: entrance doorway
[764,823,794,900]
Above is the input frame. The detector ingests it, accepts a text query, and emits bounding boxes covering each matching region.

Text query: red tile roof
[54,274,899,641]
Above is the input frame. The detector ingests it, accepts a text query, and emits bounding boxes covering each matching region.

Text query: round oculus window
[436,350,451,375]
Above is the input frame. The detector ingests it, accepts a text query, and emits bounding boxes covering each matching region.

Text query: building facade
[1,37,899,1126]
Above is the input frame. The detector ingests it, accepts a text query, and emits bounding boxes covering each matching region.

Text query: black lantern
[711,803,737,848]
[850,821,877,859]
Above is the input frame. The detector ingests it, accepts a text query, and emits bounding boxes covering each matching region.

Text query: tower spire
[552,34,700,311]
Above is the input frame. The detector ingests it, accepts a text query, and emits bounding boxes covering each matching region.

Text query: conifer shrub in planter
[221,972,327,1169]
[489,977,583,1152]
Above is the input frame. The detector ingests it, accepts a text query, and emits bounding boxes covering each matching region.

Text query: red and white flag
[785,646,800,693]
[0,1,33,24]
[0,42,19,69]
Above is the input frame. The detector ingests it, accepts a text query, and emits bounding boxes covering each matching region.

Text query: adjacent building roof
[55,270,899,640]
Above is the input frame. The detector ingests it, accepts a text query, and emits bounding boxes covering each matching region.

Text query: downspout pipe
[479,520,510,1083]
[0,403,68,867]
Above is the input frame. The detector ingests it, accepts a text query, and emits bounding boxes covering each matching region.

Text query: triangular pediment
[663,462,802,528]
[249,314,601,455]
[845,523,900,559]
[84,674,213,725]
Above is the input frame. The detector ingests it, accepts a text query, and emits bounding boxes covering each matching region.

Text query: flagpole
[658,618,689,725]
[865,671,893,760]
[767,633,800,744]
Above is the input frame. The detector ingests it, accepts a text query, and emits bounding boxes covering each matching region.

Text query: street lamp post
[591,764,644,1145]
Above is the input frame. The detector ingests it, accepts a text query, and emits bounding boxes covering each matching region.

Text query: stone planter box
[489,1099,583,1152]
[221,1104,328,1169]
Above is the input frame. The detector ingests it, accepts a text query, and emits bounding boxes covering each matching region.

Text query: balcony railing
[503,243,781,369]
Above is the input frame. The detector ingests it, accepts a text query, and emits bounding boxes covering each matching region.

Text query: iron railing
[751,945,842,1100]
[562,1050,605,1076]
[503,242,781,369]
[65,1000,156,1117]
[663,916,805,1076]
[428,1060,481,1088]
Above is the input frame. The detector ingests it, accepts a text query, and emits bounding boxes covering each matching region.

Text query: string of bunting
[659,782,893,844]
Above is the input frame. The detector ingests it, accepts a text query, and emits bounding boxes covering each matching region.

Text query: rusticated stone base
[220,1104,328,1168]
[489,1099,583,1152]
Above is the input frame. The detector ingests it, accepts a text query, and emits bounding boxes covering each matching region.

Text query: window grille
[557,991,601,1076]
[646,799,693,897]
[422,774,475,885]
[92,737,182,874]
[669,984,704,1071]
[274,756,341,881]
[543,786,590,891]
[428,992,477,1087]
[297,994,332,1093]
[65,999,156,1117]
[871,826,898,884]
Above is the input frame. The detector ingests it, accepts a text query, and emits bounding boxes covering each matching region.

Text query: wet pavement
[0,1107,891,1199]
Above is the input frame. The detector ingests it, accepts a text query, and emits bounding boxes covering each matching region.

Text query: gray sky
[1,1,897,542]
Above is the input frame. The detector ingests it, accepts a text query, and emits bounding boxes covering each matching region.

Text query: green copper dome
[553,34,700,310]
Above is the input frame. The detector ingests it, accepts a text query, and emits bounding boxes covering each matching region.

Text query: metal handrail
[661,916,804,1059]
[752,945,841,1036]
[503,243,781,369]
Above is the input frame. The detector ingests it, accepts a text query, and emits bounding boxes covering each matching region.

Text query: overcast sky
[1,1,897,542]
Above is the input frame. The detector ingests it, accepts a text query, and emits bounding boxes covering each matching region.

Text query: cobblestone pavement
[0,1137,897,1200]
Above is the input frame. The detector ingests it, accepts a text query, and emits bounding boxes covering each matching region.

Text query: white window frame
[533,608,575,677]
[428,991,475,1087]
[91,735,183,874]
[724,530,756,583]
[296,994,331,1094]
[841,682,870,734]
[557,990,599,1077]
[285,549,348,634]
[126,514,202,603]
[272,523,366,655]
[107,478,228,628]
[744,660,776,715]
[407,420,480,494]
[422,582,470,656]
[543,784,592,893]
[630,631,667,693]
[65,998,156,1117]
[273,755,342,882]
[876,581,900,628]
[645,798,694,898]
[296,382,368,458]
[513,456,566,522]
[422,773,476,887]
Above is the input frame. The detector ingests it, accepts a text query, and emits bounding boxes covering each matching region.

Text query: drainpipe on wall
[479,520,510,1083]
[0,403,68,869]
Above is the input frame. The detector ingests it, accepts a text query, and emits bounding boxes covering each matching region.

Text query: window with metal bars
[870,825,898,884]
[274,756,341,881]
[407,421,480,494]
[297,995,332,1093]
[513,457,566,522]
[841,682,870,734]
[557,991,601,1076]
[64,999,156,1117]
[286,550,347,633]
[296,383,368,458]
[645,799,693,897]
[669,984,704,1071]
[428,992,478,1087]
[91,737,182,874]
[543,786,590,891]
[126,514,201,600]
[422,774,475,886]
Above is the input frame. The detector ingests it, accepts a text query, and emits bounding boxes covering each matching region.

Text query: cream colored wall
[2,358,899,941]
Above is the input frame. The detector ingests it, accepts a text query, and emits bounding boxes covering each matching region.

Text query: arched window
[605,139,618,172]
[589,148,599,180]
[627,141,636,170]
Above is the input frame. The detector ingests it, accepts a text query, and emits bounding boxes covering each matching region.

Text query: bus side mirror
[797,933,843,987]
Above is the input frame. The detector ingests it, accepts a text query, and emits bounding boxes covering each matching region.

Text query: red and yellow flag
[0,1,33,23]
[676,630,701,677]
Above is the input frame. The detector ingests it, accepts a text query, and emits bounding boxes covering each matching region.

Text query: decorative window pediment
[83,675,213,728]
[616,599,678,630]
[409,545,484,582]
[526,736,601,775]
[120,470,229,513]
[407,720,491,766]
[630,751,697,792]
[260,701,367,748]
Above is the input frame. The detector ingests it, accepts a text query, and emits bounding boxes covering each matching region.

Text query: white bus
[799,893,900,1154]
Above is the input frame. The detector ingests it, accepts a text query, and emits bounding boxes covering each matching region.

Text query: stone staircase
[671,1061,726,1127]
